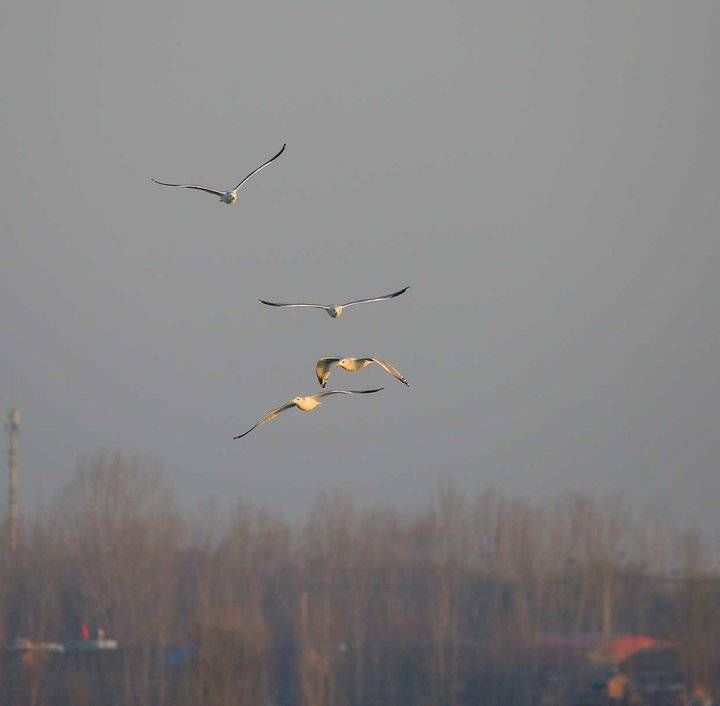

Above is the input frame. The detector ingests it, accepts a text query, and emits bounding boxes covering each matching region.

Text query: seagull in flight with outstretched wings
[315,357,410,388]
[258,286,409,319]
[151,143,286,205]
[233,388,384,439]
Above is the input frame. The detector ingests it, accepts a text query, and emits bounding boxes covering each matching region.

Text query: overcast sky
[1,1,719,527]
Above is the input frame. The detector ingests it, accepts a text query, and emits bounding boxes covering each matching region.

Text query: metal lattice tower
[5,407,20,552]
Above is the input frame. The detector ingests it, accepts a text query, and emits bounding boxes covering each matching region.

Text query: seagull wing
[258,299,328,310]
[234,143,286,191]
[309,388,384,403]
[342,286,409,308]
[315,358,340,387]
[233,402,295,439]
[370,358,410,386]
[150,179,226,197]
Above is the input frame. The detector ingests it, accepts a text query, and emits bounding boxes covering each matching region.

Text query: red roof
[590,635,671,664]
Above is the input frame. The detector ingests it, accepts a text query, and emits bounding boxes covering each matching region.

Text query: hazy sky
[1,1,719,526]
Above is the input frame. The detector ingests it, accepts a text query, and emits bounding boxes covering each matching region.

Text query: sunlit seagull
[233,388,384,439]
[151,143,286,205]
[315,357,410,388]
[258,286,409,319]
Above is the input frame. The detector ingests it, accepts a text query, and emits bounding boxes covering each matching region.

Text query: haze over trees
[1,452,719,705]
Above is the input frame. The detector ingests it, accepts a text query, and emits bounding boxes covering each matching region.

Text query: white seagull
[151,143,286,205]
[233,388,384,439]
[315,357,410,388]
[258,286,409,319]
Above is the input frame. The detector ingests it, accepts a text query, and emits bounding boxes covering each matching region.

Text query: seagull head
[291,396,303,405]
[328,306,343,318]
[337,358,352,370]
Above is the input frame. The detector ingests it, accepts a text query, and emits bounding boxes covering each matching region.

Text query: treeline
[1,452,719,706]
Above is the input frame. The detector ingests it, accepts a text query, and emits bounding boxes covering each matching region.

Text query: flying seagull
[315,357,410,388]
[233,388,384,439]
[151,143,286,205]
[258,286,409,319]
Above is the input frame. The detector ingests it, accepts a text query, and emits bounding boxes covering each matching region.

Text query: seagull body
[315,357,410,388]
[151,143,286,205]
[258,286,409,319]
[233,388,384,439]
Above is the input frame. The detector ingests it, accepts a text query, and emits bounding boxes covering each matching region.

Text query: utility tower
[5,407,20,552]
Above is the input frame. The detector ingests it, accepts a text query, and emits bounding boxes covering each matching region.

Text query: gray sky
[1,1,719,527]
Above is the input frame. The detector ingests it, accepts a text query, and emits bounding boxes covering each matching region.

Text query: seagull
[233,388,384,439]
[258,286,409,319]
[315,357,410,388]
[151,143,286,205]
